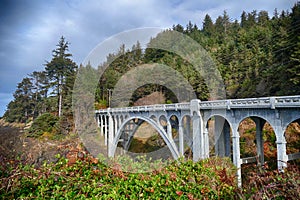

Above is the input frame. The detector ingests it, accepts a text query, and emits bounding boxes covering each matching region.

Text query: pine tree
[45,36,77,117]
[202,14,214,36]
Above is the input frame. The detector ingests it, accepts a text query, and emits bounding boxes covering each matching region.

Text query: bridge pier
[252,118,265,166]
[108,110,114,157]
[232,128,242,188]
[191,99,204,162]
[214,116,231,157]
[178,122,184,156]
[203,127,209,158]
[104,115,108,146]
[273,116,288,172]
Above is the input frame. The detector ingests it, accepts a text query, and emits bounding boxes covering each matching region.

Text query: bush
[27,113,59,137]
[0,156,238,199]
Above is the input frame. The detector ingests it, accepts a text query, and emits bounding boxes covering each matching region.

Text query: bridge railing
[95,95,300,114]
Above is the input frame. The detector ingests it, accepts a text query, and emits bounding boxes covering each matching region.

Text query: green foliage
[0,156,239,199]
[3,154,298,199]
[27,113,59,137]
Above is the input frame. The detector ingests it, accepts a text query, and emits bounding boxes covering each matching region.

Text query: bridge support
[274,116,288,172]
[108,110,114,157]
[214,116,231,157]
[178,122,184,156]
[252,117,265,166]
[191,99,204,162]
[232,128,242,188]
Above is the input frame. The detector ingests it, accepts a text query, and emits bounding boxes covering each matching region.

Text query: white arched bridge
[95,95,300,186]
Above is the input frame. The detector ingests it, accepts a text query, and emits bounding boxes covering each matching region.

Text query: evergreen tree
[45,36,77,117]
[202,14,214,36]
[4,78,34,122]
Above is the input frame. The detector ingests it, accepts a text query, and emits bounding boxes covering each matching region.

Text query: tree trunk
[58,76,62,117]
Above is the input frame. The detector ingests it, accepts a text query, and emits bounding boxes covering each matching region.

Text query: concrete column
[104,115,108,146]
[192,115,201,161]
[100,115,104,136]
[190,99,203,162]
[253,117,265,166]
[203,127,209,158]
[114,116,118,137]
[179,121,184,156]
[276,135,288,172]
[214,116,225,157]
[118,116,122,129]
[274,117,288,172]
[167,120,172,139]
[224,121,231,157]
[96,114,100,127]
[108,111,114,157]
[232,128,242,188]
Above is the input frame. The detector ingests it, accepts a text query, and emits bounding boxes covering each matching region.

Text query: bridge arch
[205,114,232,158]
[110,116,180,159]
[284,118,300,163]
[236,115,272,132]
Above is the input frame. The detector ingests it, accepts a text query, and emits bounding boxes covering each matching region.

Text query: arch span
[110,116,180,159]
[205,115,232,158]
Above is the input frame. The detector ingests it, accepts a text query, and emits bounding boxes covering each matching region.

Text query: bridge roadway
[95,95,300,186]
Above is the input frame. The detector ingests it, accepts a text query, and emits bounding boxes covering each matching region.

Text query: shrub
[27,113,59,137]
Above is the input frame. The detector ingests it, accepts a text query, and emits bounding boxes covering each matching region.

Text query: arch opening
[112,116,179,161]
[206,115,232,159]
[239,117,277,171]
[182,115,193,159]
[284,119,300,166]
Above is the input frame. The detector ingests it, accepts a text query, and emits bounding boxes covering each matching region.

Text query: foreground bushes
[1,154,299,199]
[0,156,237,199]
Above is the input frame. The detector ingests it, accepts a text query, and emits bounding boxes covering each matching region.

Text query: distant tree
[4,78,34,122]
[241,11,247,28]
[257,11,269,26]
[202,14,214,36]
[287,2,300,92]
[172,24,184,33]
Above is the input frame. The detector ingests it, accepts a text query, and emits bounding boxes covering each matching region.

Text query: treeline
[4,36,77,131]
[4,3,300,127]
[97,2,300,104]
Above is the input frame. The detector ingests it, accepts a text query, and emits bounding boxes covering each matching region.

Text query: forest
[3,3,300,128]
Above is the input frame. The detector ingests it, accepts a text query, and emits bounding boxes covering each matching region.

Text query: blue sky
[0,0,296,117]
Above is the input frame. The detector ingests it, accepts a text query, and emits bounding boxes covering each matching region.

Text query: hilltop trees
[4,36,77,127]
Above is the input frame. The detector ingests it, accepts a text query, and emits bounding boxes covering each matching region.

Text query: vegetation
[1,153,299,199]
[27,113,59,138]
[0,155,237,199]
[96,3,300,103]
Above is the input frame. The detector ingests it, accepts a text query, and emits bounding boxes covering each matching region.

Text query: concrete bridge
[95,95,300,186]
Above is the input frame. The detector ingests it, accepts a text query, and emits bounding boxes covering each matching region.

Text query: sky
[0,0,297,117]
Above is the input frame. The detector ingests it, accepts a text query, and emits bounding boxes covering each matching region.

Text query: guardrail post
[270,97,276,109]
